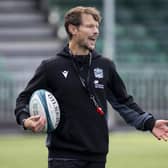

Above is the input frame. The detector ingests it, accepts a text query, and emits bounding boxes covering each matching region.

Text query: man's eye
[87,25,98,28]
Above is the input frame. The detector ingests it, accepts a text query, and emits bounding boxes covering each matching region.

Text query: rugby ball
[29,89,60,133]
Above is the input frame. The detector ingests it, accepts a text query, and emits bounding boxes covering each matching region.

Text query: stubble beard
[78,39,96,52]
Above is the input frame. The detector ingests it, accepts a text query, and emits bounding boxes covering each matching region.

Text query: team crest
[94,68,104,79]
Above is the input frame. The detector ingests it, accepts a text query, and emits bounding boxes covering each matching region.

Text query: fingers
[154,134,161,141]
[153,119,168,141]
[161,135,168,142]
[32,116,46,133]
[154,132,168,142]
[26,115,46,133]
[162,132,168,141]
[29,115,41,121]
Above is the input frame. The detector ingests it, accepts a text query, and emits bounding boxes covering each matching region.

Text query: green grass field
[0,131,168,168]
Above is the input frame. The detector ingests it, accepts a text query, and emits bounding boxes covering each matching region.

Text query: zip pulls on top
[69,49,104,116]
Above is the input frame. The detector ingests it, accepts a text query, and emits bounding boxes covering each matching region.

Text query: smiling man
[15,6,168,168]
[65,7,100,54]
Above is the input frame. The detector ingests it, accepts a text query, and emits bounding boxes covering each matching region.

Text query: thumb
[156,120,168,128]
[30,115,41,121]
[163,120,168,125]
[159,120,168,125]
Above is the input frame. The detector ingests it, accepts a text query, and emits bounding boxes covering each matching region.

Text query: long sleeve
[14,61,48,125]
[106,62,155,131]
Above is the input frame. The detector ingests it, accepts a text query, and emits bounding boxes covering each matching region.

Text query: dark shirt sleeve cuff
[143,117,156,131]
[18,113,30,125]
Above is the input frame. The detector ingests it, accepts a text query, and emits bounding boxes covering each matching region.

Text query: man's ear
[68,24,78,36]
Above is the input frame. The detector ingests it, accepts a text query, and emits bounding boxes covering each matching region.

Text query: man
[15,6,168,168]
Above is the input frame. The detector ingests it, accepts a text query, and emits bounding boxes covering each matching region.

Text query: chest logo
[94,68,104,79]
[62,70,69,79]
[94,80,104,89]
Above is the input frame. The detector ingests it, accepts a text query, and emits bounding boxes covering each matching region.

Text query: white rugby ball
[29,89,60,133]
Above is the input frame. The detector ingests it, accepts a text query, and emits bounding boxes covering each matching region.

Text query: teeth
[89,38,96,41]
[89,36,96,39]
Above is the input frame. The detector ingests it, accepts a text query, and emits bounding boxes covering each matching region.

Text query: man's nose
[94,27,99,35]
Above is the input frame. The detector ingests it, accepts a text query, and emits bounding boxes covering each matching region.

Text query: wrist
[21,119,27,130]
[144,117,156,131]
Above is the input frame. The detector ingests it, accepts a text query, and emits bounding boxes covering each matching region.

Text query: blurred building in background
[0,0,168,131]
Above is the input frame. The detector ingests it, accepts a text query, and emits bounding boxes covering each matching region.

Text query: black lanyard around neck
[72,52,92,93]
[70,51,104,116]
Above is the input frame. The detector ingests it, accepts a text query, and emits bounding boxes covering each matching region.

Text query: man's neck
[69,41,89,56]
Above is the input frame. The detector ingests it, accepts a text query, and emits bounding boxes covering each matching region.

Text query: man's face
[73,14,99,51]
